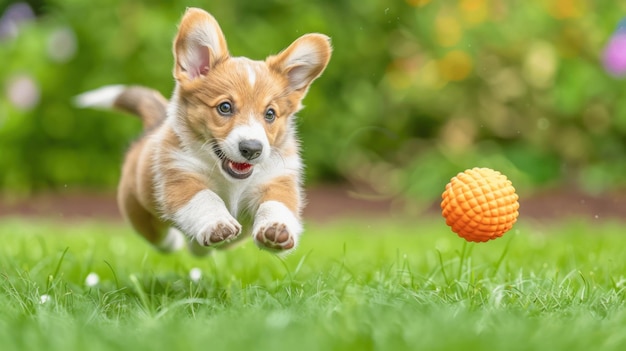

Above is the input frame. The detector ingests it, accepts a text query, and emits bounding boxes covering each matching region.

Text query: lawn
[0,216,625,351]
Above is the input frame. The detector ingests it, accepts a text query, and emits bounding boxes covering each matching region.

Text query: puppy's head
[172,8,332,180]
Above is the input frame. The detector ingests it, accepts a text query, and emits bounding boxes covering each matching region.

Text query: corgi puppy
[75,8,332,255]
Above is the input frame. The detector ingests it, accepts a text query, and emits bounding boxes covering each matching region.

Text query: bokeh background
[2,0,626,209]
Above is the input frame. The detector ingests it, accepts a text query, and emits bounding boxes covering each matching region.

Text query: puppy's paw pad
[255,223,295,251]
[198,220,241,247]
[209,223,239,244]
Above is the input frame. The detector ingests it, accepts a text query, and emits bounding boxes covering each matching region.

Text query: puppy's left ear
[173,8,229,82]
[269,34,332,92]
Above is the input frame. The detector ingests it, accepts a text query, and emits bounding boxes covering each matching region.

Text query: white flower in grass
[85,272,100,287]
[189,267,202,283]
[39,294,50,304]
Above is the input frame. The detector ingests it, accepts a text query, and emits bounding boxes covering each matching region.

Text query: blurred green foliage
[1,0,626,201]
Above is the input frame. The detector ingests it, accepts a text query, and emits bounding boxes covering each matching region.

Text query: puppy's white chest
[220,180,252,217]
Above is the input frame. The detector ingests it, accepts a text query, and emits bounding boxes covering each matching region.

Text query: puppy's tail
[74,85,168,131]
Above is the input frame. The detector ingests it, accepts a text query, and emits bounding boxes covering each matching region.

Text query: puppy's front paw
[254,223,295,251]
[172,190,242,248]
[196,216,242,247]
[253,201,302,253]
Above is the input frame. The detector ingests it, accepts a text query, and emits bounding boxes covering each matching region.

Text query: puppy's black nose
[239,140,263,161]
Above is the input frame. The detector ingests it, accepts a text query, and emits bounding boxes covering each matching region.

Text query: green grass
[1,217,625,351]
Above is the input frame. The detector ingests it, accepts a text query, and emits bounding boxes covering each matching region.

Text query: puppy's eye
[217,102,233,116]
[264,108,276,123]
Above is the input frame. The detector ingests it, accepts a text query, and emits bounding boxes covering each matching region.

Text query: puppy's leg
[159,172,242,249]
[252,175,303,253]
[118,188,184,253]
[117,139,184,253]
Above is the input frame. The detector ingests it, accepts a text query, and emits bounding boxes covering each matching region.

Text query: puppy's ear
[173,8,229,81]
[269,34,332,92]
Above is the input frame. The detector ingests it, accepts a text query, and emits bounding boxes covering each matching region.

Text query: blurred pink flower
[603,20,626,78]
[6,74,40,110]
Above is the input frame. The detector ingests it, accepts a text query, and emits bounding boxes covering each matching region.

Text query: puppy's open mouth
[212,145,254,179]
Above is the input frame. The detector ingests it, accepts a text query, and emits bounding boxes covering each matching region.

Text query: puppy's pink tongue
[230,161,252,172]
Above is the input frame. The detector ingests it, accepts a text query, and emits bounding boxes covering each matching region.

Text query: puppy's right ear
[173,8,229,82]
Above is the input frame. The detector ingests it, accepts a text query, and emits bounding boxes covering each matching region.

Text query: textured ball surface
[441,168,519,242]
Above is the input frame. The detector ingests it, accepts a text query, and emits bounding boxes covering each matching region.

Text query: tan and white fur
[75,8,332,255]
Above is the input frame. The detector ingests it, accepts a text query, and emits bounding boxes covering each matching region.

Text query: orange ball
[441,168,519,242]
